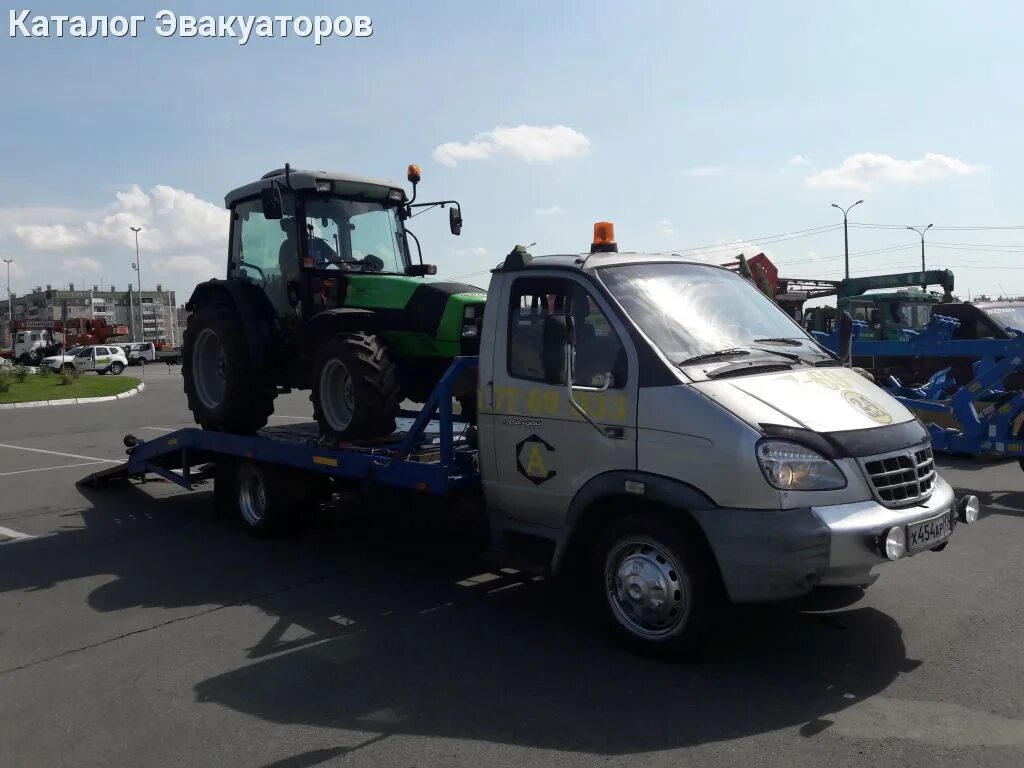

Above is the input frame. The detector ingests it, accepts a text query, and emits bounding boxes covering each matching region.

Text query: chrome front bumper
[812,475,959,587]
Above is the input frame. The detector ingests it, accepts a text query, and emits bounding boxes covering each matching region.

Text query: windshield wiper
[676,348,751,366]
[753,337,804,346]
[751,346,801,362]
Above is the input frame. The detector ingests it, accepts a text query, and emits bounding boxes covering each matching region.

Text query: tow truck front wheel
[591,512,719,659]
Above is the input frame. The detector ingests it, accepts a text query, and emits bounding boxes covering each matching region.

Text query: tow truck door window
[487,274,637,527]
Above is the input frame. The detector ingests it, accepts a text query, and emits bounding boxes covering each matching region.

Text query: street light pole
[2,258,12,348]
[131,226,143,342]
[831,200,864,279]
[907,224,934,290]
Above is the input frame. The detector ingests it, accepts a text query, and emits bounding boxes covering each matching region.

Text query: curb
[0,381,145,410]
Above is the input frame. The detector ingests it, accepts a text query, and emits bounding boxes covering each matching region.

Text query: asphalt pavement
[1,367,1022,767]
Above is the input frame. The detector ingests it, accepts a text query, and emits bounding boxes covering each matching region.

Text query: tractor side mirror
[261,184,284,220]
[449,207,463,236]
[542,314,574,386]
[838,310,854,365]
[405,264,437,277]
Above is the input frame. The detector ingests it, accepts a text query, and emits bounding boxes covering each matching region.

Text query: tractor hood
[692,365,916,434]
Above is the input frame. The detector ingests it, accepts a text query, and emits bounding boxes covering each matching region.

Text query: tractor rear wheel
[182,301,276,434]
[311,332,400,440]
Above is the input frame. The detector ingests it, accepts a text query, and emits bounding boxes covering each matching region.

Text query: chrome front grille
[861,444,935,507]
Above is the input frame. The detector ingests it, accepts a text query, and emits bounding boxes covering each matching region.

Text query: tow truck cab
[475,225,977,654]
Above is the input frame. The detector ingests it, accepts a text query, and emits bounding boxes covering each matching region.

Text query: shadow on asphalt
[0,481,917,759]
[937,456,1024,519]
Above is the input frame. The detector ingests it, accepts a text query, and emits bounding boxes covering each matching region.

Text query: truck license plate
[907,511,952,552]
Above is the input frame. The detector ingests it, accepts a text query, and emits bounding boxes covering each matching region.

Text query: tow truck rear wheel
[591,511,719,659]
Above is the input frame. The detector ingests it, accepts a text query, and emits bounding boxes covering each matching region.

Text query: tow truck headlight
[959,494,980,524]
[756,440,846,491]
[883,526,906,560]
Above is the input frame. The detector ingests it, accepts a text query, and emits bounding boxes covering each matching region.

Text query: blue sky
[1,1,1023,300]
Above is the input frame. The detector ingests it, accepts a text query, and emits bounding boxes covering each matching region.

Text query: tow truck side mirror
[449,207,463,236]
[261,184,283,220]
[838,310,854,365]
[542,314,574,385]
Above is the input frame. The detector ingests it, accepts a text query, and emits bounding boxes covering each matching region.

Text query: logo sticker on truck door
[515,434,557,485]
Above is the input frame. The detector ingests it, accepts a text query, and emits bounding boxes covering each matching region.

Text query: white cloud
[452,246,488,258]
[163,255,221,283]
[0,183,228,297]
[781,154,811,173]
[534,205,565,216]
[660,219,676,236]
[681,166,726,177]
[61,256,102,273]
[805,152,984,189]
[14,223,86,250]
[433,125,591,167]
[7,184,226,253]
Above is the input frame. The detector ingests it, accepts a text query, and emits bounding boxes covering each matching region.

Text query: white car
[127,341,156,365]
[41,345,127,375]
[40,346,83,370]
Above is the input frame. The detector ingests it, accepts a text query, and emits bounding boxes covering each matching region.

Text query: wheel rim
[238,466,268,526]
[605,537,689,637]
[319,358,355,433]
[193,328,227,410]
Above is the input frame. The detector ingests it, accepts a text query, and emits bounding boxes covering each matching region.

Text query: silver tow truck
[87,222,980,658]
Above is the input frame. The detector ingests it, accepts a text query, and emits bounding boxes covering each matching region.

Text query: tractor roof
[224,168,407,209]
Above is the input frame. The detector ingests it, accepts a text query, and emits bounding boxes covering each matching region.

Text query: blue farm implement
[817,315,1024,464]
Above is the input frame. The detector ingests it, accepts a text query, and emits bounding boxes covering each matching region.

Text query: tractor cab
[843,290,942,341]
[184,164,483,441]
[224,166,452,320]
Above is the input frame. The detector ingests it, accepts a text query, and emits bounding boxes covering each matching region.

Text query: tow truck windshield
[599,262,833,370]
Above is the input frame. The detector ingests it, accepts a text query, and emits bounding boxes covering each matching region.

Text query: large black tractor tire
[311,332,401,441]
[182,301,276,434]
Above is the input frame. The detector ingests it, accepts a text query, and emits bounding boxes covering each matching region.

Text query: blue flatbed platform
[78,357,481,496]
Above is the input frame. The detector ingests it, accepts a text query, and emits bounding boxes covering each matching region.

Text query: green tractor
[182,164,486,440]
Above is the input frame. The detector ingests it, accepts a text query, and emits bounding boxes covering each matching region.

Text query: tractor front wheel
[311,332,401,441]
[182,301,276,434]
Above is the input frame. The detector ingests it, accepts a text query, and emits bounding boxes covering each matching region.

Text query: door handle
[603,426,625,439]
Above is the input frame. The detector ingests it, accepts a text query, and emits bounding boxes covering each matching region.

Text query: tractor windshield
[301,196,408,274]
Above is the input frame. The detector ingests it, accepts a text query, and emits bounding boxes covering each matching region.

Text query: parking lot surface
[1,367,1023,767]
